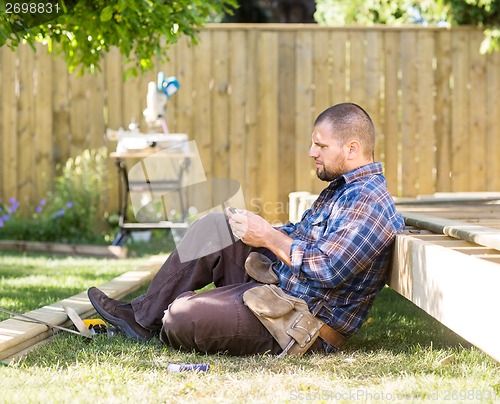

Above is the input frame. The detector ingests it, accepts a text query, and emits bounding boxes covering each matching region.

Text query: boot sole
[87,287,152,343]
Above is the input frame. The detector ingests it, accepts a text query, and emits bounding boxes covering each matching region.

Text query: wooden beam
[0,241,127,259]
[395,192,500,205]
[389,234,500,363]
[402,212,500,251]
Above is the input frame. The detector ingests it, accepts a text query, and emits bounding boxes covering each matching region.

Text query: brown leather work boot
[87,287,156,342]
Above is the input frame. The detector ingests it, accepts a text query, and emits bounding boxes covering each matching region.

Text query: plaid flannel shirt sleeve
[288,195,397,289]
[279,221,298,235]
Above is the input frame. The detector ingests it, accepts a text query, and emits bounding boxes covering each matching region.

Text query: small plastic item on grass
[166,363,211,372]
[83,319,108,334]
[82,318,117,338]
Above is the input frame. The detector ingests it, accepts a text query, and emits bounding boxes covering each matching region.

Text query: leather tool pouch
[244,252,279,284]
[243,284,323,356]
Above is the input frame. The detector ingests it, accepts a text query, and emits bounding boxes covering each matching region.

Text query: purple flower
[0,219,3,228]
[39,199,47,206]
[9,198,19,212]
[52,209,66,219]
[35,206,43,213]
[66,201,73,208]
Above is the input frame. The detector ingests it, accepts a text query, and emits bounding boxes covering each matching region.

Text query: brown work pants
[131,212,286,355]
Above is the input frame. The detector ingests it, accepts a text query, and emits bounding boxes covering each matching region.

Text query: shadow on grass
[14,281,500,397]
[346,286,472,354]
[3,257,481,372]
[0,249,171,321]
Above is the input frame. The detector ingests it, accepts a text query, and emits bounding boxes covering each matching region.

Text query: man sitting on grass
[88,102,404,355]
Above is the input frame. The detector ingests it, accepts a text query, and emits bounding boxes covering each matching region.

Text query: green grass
[1,251,499,403]
[0,251,154,322]
[0,231,175,321]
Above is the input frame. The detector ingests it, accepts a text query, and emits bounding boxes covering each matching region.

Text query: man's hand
[227,209,272,247]
[226,208,293,266]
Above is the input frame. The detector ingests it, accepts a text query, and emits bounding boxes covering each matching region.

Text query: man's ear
[346,140,361,160]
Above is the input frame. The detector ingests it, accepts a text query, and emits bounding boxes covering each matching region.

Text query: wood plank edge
[388,234,500,363]
[0,257,165,362]
[0,240,128,259]
[402,212,500,251]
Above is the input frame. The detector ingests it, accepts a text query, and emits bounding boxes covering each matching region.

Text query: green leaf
[100,6,114,22]
[1,0,238,76]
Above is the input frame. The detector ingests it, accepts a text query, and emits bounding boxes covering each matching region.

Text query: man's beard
[315,156,347,182]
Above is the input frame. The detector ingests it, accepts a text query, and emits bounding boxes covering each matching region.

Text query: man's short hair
[314,103,375,159]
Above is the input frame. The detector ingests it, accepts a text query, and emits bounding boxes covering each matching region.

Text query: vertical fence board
[105,47,123,131]
[330,30,347,106]
[400,31,418,196]
[435,30,452,192]
[88,72,106,150]
[104,48,123,213]
[212,30,230,180]
[416,30,436,195]
[17,45,35,207]
[52,56,71,171]
[34,44,54,201]
[176,36,194,136]
[229,30,247,194]
[365,31,382,162]
[258,31,279,221]
[295,30,314,194]
[383,31,400,195]
[312,30,331,195]
[245,29,260,211]
[486,48,500,190]
[2,49,18,202]
[69,73,89,159]
[121,75,141,132]
[313,31,330,114]
[278,30,297,208]
[451,31,470,191]
[193,30,213,179]
[158,46,178,133]
[349,31,365,103]
[469,31,487,191]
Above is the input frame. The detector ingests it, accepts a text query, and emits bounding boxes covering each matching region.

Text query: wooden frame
[389,229,500,362]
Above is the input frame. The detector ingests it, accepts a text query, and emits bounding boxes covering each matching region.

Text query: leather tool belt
[243,252,347,356]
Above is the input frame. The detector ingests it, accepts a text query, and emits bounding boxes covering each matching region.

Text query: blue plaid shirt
[277,162,404,337]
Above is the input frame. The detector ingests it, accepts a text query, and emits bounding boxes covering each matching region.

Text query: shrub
[0,147,110,244]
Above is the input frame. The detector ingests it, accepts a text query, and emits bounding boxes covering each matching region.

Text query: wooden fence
[1,24,500,223]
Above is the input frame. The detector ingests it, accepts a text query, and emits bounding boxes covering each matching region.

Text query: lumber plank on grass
[0,259,164,361]
[389,233,500,363]
[0,240,127,259]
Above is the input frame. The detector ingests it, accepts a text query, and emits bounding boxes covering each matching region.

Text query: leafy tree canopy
[0,0,237,76]
[315,0,500,52]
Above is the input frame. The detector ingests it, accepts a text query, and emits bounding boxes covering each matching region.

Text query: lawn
[1,249,499,403]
